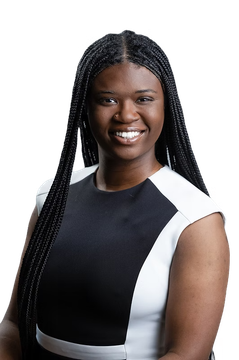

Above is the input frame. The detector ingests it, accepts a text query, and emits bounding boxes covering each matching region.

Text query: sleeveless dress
[35,165,221,360]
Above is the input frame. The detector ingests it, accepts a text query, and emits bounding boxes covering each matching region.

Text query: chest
[37,175,178,345]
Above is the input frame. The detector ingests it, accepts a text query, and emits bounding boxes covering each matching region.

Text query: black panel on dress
[37,174,177,346]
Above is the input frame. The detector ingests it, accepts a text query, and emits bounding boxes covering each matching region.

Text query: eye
[99,97,117,105]
[136,96,154,103]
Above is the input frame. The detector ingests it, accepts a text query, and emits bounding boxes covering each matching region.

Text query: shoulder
[149,166,224,224]
[36,165,98,215]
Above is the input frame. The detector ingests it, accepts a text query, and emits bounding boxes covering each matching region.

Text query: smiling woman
[0,30,229,360]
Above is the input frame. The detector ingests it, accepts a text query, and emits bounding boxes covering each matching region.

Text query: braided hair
[17,30,209,359]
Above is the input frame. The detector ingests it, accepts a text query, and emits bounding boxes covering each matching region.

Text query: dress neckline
[91,165,166,194]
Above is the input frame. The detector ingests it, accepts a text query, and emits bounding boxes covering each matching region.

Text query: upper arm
[4,206,39,324]
[164,212,229,360]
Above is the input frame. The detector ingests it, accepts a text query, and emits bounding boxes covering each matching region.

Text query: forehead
[91,62,163,93]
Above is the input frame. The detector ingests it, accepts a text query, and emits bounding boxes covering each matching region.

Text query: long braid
[18,55,93,357]
[18,30,210,359]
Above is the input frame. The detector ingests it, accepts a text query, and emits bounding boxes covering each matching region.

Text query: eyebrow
[135,89,157,94]
[96,89,157,95]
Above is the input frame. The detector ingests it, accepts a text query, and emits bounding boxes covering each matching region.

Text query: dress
[35,165,221,360]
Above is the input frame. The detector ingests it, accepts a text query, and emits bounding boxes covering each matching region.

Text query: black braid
[17,30,209,359]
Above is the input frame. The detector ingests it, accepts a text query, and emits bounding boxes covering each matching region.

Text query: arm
[0,320,21,360]
[0,206,38,360]
[160,213,229,360]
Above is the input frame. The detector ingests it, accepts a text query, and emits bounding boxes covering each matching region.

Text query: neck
[95,156,163,192]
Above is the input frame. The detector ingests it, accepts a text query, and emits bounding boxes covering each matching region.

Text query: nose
[113,100,139,123]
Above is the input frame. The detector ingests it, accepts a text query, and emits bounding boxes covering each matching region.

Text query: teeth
[115,131,141,139]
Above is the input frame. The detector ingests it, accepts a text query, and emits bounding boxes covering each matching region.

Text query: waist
[36,325,126,360]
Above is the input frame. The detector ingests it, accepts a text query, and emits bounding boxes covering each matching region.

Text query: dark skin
[87,62,164,191]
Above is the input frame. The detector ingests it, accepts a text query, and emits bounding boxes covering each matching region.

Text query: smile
[110,131,145,145]
[114,131,142,139]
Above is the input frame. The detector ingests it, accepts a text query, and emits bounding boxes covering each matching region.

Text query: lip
[109,129,146,144]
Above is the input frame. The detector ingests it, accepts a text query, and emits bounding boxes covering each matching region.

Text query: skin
[87,62,165,191]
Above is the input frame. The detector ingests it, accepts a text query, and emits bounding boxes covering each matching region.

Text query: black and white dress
[35,165,221,360]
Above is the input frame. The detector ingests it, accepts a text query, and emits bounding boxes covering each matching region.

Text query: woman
[0,30,229,360]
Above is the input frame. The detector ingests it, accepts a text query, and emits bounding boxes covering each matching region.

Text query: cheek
[88,107,112,128]
[88,112,111,144]
[147,108,165,135]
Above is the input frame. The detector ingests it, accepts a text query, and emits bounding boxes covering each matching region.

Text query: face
[87,62,164,165]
